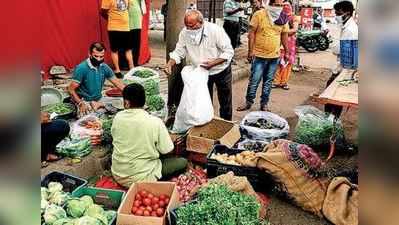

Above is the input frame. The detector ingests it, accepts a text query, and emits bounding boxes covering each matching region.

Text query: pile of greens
[146,95,165,112]
[43,194,116,225]
[143,79,160,96]
[100,115,114,145]
[42,103,74,115]
[133,69,155,78]
[294,114,344,147]
[56,137,92,158]
[175,184,266,225]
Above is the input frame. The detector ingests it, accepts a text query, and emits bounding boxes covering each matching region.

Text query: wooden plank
[317,69,358,107]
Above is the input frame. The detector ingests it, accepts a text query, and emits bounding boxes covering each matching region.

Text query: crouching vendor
[68,42,125,117]
[111,83,187,188]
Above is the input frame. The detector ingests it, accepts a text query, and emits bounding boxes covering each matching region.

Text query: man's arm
[108,77,126,91]
[201,27,234,70]
[166,32,187,75]
[247,25,256,62]
[68,81,83,104]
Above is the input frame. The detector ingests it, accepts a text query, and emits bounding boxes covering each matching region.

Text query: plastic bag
[239,111,289,141]
[172,66,214,133]
[294,105,344,148]
[71,114,103,139]
[123,66,160,85]
[56,137,92,158]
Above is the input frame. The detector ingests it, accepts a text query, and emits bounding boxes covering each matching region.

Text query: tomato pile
[171,168,207,202]
[131,190,170,217]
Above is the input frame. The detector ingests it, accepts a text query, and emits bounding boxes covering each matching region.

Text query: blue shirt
[72,59,115,101]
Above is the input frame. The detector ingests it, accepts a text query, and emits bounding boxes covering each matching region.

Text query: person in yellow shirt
[111,83,187,188]
[237,0,289,112]
[101,0,134,78]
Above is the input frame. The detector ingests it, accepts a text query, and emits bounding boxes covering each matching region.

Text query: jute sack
[256,139,329,217]
[322,177,358,225]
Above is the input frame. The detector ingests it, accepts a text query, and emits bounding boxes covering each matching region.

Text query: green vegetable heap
[146,95,165,112]
[133,69,155,78]
[100,115,114,145]
[175,184,265,225]
[143,79,160,96]
[42,103,74,115]
[294,114,344,147]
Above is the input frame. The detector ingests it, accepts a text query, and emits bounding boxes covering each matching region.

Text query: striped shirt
[223,0,240,22]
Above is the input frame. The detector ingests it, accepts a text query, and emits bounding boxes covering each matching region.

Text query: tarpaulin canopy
[41,0,151,79]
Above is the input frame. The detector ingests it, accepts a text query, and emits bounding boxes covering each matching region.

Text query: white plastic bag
[240,111,289,141]
[172,66,214,133]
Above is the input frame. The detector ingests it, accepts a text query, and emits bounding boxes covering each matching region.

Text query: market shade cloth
[41,0,151,80]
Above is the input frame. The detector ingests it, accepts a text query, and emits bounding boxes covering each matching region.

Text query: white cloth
[340,17,358,41]
[169,22,234,75]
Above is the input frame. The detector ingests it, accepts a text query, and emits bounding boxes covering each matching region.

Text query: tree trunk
[166,0,188,115]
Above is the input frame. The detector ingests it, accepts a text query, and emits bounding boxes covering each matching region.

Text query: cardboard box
[117,182,180,225]
[186,118,241,154]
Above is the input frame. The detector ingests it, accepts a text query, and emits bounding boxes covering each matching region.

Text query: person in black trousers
[41,112,70,163]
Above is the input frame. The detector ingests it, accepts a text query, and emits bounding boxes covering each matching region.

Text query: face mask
[186,26,203,45]
[90,56,104,67]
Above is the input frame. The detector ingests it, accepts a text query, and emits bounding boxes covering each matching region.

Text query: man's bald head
[184,10,204,30]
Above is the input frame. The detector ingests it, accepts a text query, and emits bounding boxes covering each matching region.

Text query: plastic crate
[206,144,273,192]
[72,187,126,225]
[41,171,87,194]
[340,40,358,69]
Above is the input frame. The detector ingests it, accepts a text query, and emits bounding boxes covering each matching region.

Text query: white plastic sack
[172,66,214,133]
[124,66,160,85]
[240,111,289,141]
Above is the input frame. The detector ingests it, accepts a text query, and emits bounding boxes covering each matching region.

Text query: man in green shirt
[111,83,187,188]
[68,42,125,116]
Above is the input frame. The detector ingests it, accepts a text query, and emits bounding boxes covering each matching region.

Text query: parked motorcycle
[296,29,332,52]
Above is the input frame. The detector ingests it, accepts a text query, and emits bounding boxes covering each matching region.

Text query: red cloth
[95,176,127,191]
[257,192,272,208]
[41,0,150,80]
[138,0,151,65]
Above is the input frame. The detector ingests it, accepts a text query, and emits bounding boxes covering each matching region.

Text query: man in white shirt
[165,10,235,120]
[325,0,358,117]
[223,0,244,49]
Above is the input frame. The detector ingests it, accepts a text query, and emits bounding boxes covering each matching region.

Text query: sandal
[41,161,49,168]
[271,84,280,89]
[281,85,290,90]
[115,72,123,79]
[236,103,252,111]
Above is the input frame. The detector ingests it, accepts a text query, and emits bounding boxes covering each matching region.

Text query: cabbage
[80,195,94,209]
[41,199,49,213]
[49,191,69,205]
[66,199,86,218]
[43,204,67,225]
[74,216,101,225]
[84,204,107,225]
[42,187,49,200]
[84,204,104,217]
[48,182,63,193]
[52,218,73,225]
[104,210,116,222]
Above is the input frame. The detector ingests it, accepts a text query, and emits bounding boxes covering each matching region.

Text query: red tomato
[139,190,148,198]
[146,206,153,212]
[151,211,157,217]
[151,197,160,205]
[135,193,142,201]
[143,210,150,216]
[159,200,166,208]
[152,204,159,210]
[133,200,141,207]
[139,206,146,211]
[136,209,144,216]
[143,198,152,206]
[156,208,164,217]
[164,197,170,205]
[148,193,154,199]
[159,194,167,200]
[131,206,138,214]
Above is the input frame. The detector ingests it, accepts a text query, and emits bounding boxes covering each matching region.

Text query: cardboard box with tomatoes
[117,181,180,225]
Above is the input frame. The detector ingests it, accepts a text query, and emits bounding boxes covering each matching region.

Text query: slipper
[281,85,290,90]
[41,161,49,168]
[115,72,123,79]
[271,84,280,89]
